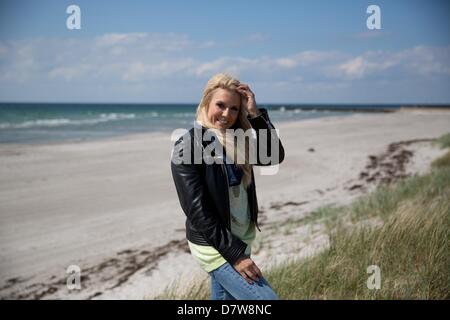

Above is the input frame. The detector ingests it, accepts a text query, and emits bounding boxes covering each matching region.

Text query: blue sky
[0,0,449,103]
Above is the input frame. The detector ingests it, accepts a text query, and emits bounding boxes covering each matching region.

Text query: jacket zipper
[250,170,260,232]
[220,162,232,229]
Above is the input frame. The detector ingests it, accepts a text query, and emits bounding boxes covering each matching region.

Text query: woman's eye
[217,103,224,108]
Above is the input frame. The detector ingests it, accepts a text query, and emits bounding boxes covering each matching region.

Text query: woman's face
[207,88,241,130]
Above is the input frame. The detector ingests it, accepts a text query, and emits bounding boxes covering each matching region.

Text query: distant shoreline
[275,104,450,113]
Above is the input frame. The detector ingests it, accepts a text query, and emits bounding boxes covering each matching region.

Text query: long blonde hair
[196,73,254,187]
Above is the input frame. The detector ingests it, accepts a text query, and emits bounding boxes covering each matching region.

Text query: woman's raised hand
[236,83,260,118]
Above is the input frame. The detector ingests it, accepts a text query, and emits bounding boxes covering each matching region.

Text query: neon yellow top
[188,181,256,272]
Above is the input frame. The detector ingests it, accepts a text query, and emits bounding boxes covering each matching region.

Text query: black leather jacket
[170,108,285,265]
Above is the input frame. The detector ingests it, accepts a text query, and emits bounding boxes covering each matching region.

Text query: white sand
[0,110,449,299]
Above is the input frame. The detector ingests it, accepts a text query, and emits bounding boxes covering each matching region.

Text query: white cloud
[402,45,450,76]
[193,57,262,77]
[336,46,450,80]
[48,64,95,81]
[95,33,147,47]
[192,51,343,78]
[274,51,343,69]
[275,57,298,68]
[95,32,191,52]
[336,55,393,80]
[122,58,195,81]
[0,32,449,102]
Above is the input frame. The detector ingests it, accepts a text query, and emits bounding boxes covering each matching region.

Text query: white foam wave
[0,113,136,129]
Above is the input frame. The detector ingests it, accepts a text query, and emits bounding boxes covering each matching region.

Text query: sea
[0,103,437,144]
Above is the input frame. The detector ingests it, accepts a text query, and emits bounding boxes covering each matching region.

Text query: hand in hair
[237,83,261,118]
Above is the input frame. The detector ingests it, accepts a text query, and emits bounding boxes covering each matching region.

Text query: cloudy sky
[0,0,449,103]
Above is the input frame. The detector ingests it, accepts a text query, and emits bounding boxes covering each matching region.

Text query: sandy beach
[1,109,449,299]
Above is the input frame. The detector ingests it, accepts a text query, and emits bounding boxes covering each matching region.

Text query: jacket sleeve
[247,108,285,166]
[170,134,247,265]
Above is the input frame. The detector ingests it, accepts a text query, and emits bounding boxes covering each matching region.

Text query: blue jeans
[209,262,279,300]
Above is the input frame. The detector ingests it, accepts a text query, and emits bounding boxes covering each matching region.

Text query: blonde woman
[171,73,285,300]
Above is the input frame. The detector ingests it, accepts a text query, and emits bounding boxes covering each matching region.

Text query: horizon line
[1,101,450,106]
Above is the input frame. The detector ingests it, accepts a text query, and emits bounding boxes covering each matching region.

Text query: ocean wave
[146,112,159,117]
[167,112,196,118]
[0,113,137,129]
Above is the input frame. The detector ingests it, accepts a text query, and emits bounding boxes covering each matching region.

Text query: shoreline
[2,106,449,147]
[1,110,449,299]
